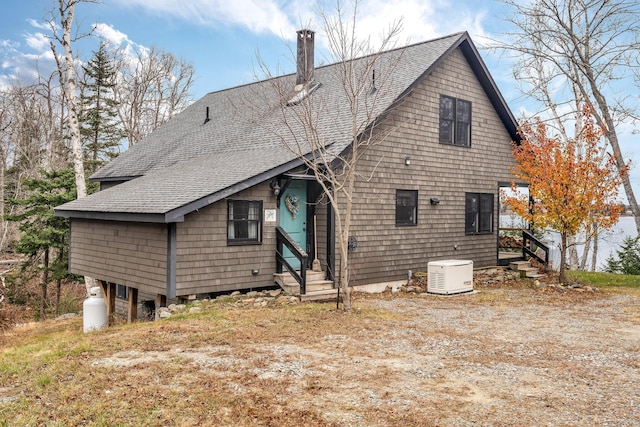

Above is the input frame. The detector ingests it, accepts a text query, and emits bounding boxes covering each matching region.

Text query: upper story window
[228,200,263,245]
[465,193,493,235]
[396,190,418,226]
[439,95,471,147]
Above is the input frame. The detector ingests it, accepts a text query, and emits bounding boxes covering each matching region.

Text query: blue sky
[0,0,513,98]
[1,0,638,197]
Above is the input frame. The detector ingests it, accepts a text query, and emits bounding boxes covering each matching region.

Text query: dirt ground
[89,286,640,426]
[2,283,640,426]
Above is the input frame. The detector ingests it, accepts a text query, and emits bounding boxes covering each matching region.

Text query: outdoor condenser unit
[427,260,473,295]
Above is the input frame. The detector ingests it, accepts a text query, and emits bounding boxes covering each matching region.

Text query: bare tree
[245,1,403,310]
[36,71,68,172]
[0,80,66,252]
[112,45,195,147]
[499,0,640,235]
[0,88,16,252]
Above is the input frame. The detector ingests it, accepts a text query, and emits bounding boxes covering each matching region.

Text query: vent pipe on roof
[204,106,210,124]
[296,29,315,87]
[369,69,377,95]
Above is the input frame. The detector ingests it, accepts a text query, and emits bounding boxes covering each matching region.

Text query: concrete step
[306,280,334,292]
[278,280,335,295]
[516,266,537,278]
[274,270,335,297]
[300,288,339,302]
[274,270,326,286]
[526,272,546,279]
[512,264,546,279]
[510,260,532,271]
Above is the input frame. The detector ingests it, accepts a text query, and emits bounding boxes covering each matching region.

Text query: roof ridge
[201,32,467,97]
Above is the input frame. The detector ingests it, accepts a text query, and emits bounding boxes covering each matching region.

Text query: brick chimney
[296,29,315,86]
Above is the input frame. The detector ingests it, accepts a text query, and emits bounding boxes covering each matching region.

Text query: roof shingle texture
[57,33,464,217]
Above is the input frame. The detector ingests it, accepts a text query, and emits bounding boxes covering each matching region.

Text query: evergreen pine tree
[6,169,78,318]
[603,236,640,275]
[604,253,621,274]
[80,42,124,175]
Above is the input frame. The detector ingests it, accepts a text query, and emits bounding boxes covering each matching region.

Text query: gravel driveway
[83,285,640,426]
[332,289,640,426]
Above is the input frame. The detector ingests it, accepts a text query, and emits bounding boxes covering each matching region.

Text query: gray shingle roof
[56,32,518,222]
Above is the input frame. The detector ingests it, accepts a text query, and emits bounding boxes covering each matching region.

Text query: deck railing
[276,226,308,294]
[522,230,549,268]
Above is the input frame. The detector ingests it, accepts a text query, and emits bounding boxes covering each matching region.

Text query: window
[465,193,494,234]
[227,200,263,244]
[439,95,471,146]
[116,284,128,299]
[396,190,418,226]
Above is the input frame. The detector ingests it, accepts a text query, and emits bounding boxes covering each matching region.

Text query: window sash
[465,192,493,234]
[440,95,471,146]
[439,95,455,144]
[455,99,471,146]
[478,193,493,233]
[116,284,128,299]
[228,200,262,243]
[465,193,478,234]
[396,190,418,226]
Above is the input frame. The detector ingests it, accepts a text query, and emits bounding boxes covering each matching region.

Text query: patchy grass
[1,286,639,426]
[569,270,640,293]
[0,303,376,426]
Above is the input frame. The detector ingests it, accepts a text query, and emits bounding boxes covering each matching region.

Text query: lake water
[500,215,638,271]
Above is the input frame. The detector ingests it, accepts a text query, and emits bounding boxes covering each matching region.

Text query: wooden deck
[498,251,524,266]
[499,251,523,260]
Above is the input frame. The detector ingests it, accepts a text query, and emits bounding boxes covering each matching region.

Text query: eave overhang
[55,156,308,224]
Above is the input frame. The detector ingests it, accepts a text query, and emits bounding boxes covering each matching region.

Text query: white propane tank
[83,286,107,333]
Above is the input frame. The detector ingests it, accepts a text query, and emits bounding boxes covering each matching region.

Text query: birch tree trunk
[580,231,591,271]
[590,230,599,272]
[567,235,579,270]
[50,0,95,294]
[56,0,86,199]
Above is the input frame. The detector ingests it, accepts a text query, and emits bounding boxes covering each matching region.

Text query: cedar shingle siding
[175,183,276,295]
[344,49,514,286]
[70,220,167,295]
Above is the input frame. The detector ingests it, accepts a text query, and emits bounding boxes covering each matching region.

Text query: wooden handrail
[522,230,549,268]
[276,226,308,294]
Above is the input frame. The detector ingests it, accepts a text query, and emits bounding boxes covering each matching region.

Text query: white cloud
[26,18,51,31]
[317,0,494,47]
[24,32,49,51]
[355,0,440,45]
[0,24,57,88]
[112,0,296,37]
[106,0,498,54]
[93,23,131,46]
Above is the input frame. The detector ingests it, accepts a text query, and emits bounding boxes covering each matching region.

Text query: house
[55,31,520,319]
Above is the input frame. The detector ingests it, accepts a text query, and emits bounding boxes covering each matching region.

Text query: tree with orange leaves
[503,105,626,283]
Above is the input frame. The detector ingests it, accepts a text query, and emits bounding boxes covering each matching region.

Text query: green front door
[279,180,307,270]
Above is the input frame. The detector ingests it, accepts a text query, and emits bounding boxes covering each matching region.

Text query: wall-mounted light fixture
[404,156,411,166]
[270,179,281,196]
[430,197,440,205]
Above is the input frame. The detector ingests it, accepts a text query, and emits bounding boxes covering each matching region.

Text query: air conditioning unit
[427,260,473,295]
